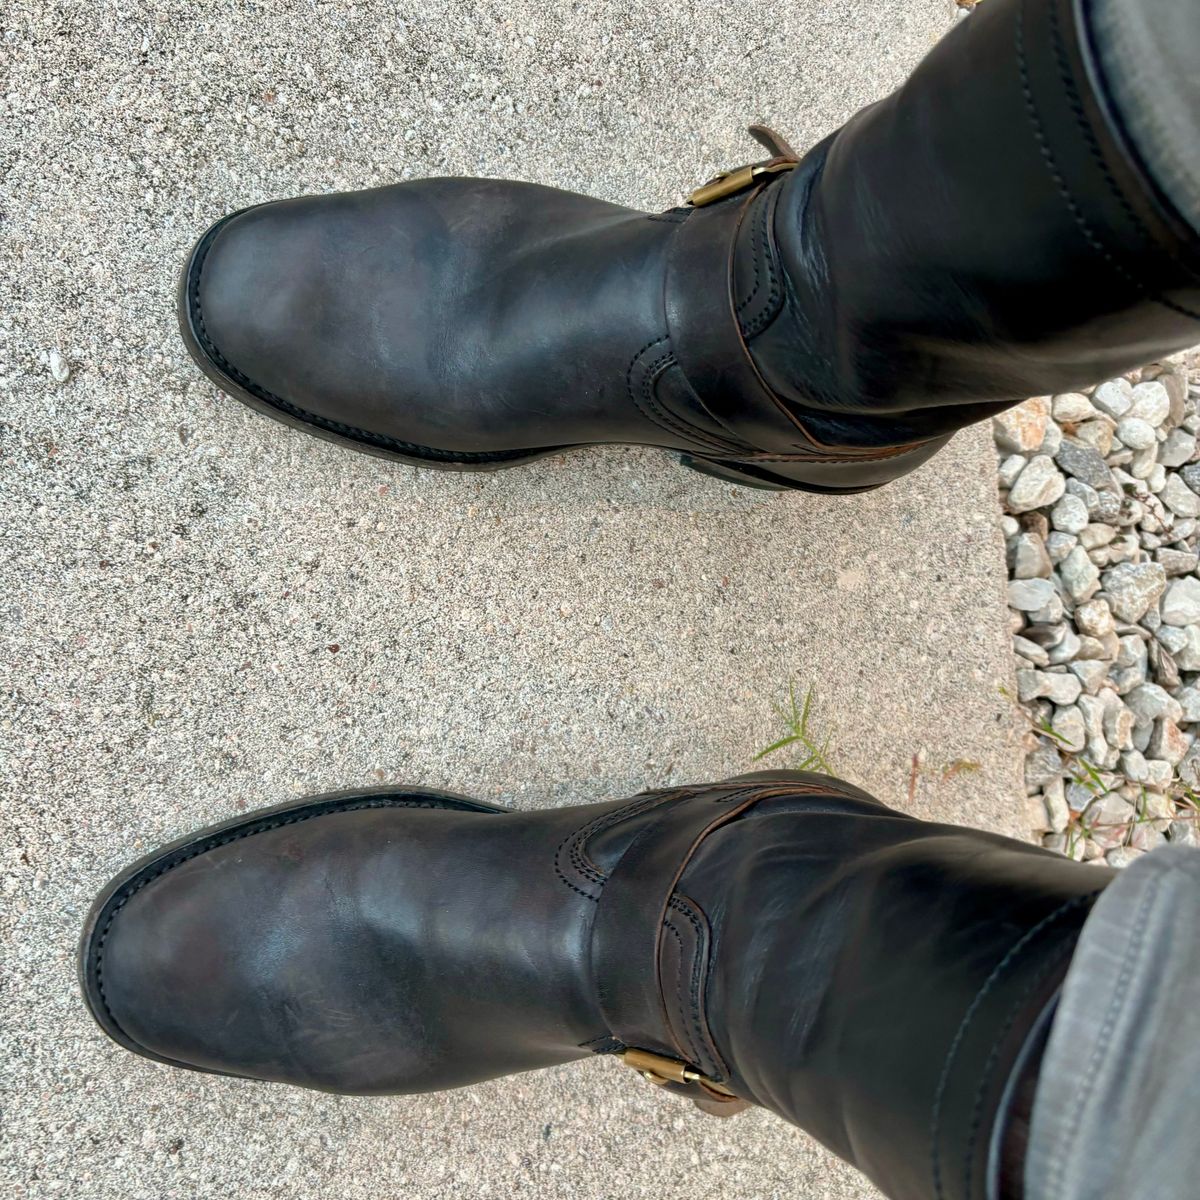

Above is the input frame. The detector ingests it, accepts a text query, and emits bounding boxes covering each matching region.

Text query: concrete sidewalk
[2,3,1022,1197]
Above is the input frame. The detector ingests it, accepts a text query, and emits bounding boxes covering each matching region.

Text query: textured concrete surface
[1,3,1024,1198]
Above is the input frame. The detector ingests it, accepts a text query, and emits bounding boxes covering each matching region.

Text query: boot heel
[679,454,879,494]
[678,454,795,491]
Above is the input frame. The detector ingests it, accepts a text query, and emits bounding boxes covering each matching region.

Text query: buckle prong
[688,160,797,207]
[619,1048,738,1097]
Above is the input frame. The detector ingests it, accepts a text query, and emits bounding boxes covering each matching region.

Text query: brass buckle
[620,1048,738,1098]
[688,159,796,207]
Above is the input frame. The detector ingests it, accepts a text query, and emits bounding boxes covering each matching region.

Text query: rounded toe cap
[181,201,313,405]
[79,852,256,1079]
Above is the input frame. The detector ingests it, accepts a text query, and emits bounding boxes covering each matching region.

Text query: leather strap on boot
[665,128,935,469]
[582,777,856,1114]
[582,785,756,1110]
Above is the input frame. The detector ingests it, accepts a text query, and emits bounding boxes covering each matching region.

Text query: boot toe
[177,191,462,456]
[179,200,345,426]
[78,823,404,1092]
[79,842,274,1082]
[78,787,522,1093]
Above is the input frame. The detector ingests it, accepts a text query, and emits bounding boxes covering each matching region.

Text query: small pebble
[1115,416,1156,451]
[1126,380,1170,425]
[1007,455,1065,512]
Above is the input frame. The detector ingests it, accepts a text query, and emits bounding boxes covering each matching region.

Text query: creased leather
[182,0,1200,492]
[679,786,1109,1200]
[744,0,1200,452]
[84,772,1112,1200]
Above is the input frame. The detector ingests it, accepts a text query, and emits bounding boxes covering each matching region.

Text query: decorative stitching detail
[735,190,784,339]
[958,936,1076,1200]
[91,794,493,1046]
[190,224,572,464]
[552,780,779,900]
[734,194,765,316]
[624,337,736,453]
[929,889,1101,1200]
[666,895,727,1080]
[1016,3,1200,323]
[663,920,703,1068]
[1047,0,1200,290]
[553,790,683,899]
[570,793,671,882]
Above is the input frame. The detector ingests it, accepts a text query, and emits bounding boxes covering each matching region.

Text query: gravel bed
[997,353,1200,866]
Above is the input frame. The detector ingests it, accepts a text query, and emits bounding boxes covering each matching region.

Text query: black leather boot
[178,0,1200,493]
[81,771,1110,1200]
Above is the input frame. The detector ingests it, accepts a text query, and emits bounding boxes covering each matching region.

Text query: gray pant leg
[1026,845,1200,1200]
[1088,0,1200,231]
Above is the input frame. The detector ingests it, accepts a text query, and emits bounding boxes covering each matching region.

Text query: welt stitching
[189,232,555,463]
[734,450,922,465]
[959,935,1077,1200]
[667,896,726,1079]
[1042,872,1160,1199]
[92,795,470,1037]
[1015,3,1200,323]
[929,889,1101,1200]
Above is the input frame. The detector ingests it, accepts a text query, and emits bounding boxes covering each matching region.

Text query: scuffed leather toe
[183,196,431,449]
[79,787,519,1094]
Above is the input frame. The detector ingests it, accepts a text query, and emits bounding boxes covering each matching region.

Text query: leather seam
[929,888,1102,1200]
[1016,1,1200,323]
[667,895,727,1080]
[569,793,670,882]
[733,192,766,316]
[579,1033,624,1053]
[959,936,1077,1200]
[553,791,683,899]
[642,351,735,453]
[736,191,783,339]
[624,336,736,453]
[1048,0,1200,289]
[663,920,704,1069]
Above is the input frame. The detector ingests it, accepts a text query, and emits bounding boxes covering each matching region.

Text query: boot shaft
[671,785,1108,1200]
[741,0,1200,452]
